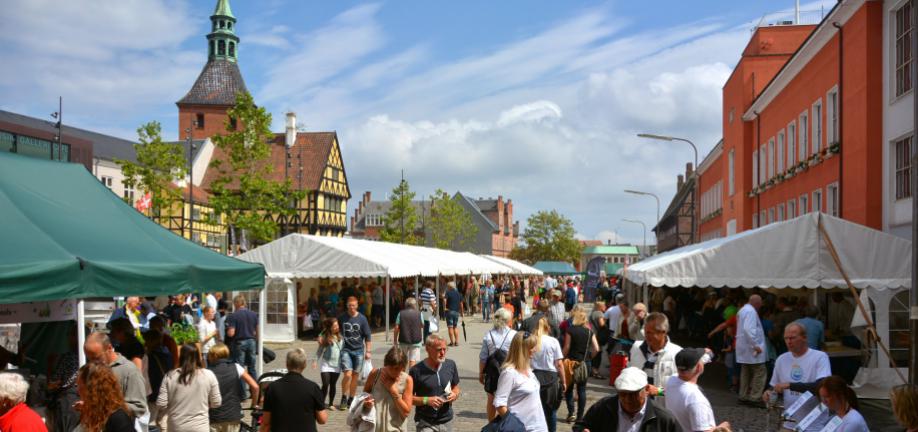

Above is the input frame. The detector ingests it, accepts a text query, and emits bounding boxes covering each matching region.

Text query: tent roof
[533,261,579,275]
[625,212,910,290]
[0,152,265,303]
[237,234,520,279]
[482,255,544,275]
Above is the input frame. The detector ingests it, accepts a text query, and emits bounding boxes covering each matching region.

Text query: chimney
[285,112,297,148]
[685,162,693,179]
[677,174,684,190]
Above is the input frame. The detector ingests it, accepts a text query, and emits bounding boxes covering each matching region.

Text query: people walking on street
[394,298,424,369]
[409,334,461,432]
[817,375,868,431]
[628,312,682,402]
[420,283,439,340]
[363,346,414,432]
[84,332,149,430]
[480,280,494,322]
[338,296,372,410]
[763,322,830,429]
[494,331,548,432]
[573,367,682,432]
[207,343,259,431]
[736,295,766,406]
[548,290,566,330]
[261,348,328,432]
[562,308,599,424]
[314,317,343,409]
[156,344,222,432]
[226,294,259,398]
[665,348,730,432]
[74,362,133,432]
[627,303,648,342]
[444,282,464,346]
[479,308,517,421]
[532,317,565,432]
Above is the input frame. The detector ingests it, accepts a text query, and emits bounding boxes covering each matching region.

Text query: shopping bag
[428,316,439,333]
[303,313,313,330]
[360,359,373,381]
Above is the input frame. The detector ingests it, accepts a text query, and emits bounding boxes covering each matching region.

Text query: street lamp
[186,123,197,243]
[621,218,647,258]
[624,189,660,233]
[637,133,699,244]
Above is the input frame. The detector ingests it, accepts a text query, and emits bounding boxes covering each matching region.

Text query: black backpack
[483,331,511,393]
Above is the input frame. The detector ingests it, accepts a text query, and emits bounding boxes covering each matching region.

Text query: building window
[752,151,759,187]
[896,135,912,199]
[209,41,215,57]
[196,113,204,129]
[229,42,235,57]
[123,183,135,202]
[799,110,809,162]
[812,100,822,154]
[760,210,766,226]
[827,182,839,216]
[777,131,785,173]
[767,138,775,180]
[229,117,237,130]
[800,194,809,214]
[100,176,113,189]
[788,199,797,219]
[827,88,839,145]
[767,207,775,224]
[896,0,913,97]
[218,40,226,56]
[813,189,823,213]
[777,203,785,222]
[0,131,13,153]
[729,108,735,124]
[787,121,797,168]
[728,149,735,196]
[759,145,766,185]
[752,213,759,228]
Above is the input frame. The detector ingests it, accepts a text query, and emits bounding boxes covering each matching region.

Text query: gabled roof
[177,60,248,106]
[583,245,640,255]
[455,192,499,231]
[353,200,429,231]
[654,176,695,233]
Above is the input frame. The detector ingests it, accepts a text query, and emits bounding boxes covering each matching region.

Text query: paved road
[261,315,772,431]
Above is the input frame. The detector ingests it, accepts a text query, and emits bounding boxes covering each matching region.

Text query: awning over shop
[482,255,544,275]
[533,261,579,276]
[0,152,265,302]
[625,212,910,290]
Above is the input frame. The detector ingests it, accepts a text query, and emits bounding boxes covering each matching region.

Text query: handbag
[481,412,526,432]
[572,330,591,385]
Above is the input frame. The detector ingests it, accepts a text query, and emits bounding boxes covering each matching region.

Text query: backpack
[483,331,511,393]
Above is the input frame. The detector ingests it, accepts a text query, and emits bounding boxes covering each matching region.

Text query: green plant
[169,323,200,345]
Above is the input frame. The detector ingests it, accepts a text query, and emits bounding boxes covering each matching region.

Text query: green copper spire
[206,0,239,62]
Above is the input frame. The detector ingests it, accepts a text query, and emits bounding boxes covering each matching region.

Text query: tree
[206,92,304,253]
[380,178,421,245]
[428,189,478,251]
[510,210,580,265]
[117,121,187,214]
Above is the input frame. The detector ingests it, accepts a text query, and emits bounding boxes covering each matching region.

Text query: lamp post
[624,189,660,245]
[186,124,196,243]
[621,218,647,258]
[637,133,698,244]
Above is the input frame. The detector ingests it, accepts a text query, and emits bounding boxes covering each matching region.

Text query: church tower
[176,0,248,140]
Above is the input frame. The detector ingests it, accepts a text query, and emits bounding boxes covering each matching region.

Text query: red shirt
[0,403,48,432]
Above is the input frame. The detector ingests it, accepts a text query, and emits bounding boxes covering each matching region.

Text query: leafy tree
[117,121,187,214]
[428,189,478,250]
[511,210,580,265]
[206,92,304,253]
[380,178,421,245]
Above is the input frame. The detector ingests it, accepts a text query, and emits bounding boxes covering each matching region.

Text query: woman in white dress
[493,331,548,432]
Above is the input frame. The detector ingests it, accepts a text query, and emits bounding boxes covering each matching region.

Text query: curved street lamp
[621,218,647,258]
[637,133,698,244]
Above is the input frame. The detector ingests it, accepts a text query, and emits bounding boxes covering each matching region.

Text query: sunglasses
[522,331,532,340]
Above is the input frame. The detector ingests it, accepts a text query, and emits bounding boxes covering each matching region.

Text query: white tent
[482,254,544,275]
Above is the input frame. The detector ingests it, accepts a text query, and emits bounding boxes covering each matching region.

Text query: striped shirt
[420,288,437,309]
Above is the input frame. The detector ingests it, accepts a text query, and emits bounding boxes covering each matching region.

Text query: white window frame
[777,203,785,222]
[895,0,914,97]
[788,121,797,167]
[100,175,113,189]
[800,194,809,214]
[752,151,759,187]
[827,87,839,145]
[752,213,759,228]
[813,189,823,213]
[760,145,766,185]
[827,182,839,216]
[768,138,775,180]
[760,210,766,225]
[777,131,785,173]
[895,134,913,200]
[728,149,735,196]
[799,110,809,162]
[768,207,775,224]
[812,99,823,154]
[123,183,135,202]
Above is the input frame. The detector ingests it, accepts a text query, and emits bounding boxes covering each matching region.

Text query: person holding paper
[763,322,830,430]
[818,376,868,432]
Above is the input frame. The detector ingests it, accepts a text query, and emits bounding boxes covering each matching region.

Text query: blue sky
[0,0,835,243]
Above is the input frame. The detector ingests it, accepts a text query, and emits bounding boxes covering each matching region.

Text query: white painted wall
[882,0,914,240]
[91,158,145,202]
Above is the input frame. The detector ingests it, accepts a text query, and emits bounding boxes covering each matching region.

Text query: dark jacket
[573,396,683,432]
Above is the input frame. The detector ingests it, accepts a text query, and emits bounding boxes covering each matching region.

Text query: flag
[135,192,151,213]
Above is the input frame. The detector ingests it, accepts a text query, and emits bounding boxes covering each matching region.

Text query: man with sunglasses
[574,367,681,432]
[410,334,461,432]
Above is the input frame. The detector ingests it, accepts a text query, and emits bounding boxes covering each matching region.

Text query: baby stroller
[239,369,288,432]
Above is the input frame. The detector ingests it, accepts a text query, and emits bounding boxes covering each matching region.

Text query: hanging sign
[0,300,77,324]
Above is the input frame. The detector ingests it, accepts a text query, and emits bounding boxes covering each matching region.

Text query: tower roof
[213,0,234,18]
[176,59,248,106]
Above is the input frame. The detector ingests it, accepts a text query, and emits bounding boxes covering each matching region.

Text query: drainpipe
[755,111,761,227]
[833,22,843,218]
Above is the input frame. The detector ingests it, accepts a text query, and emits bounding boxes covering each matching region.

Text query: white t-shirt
[770,348,831,409]
[197,319,217,353]
[493,367,548,432]
[603,306,623,337]
[530,335,563,372]
[837,409,869,432]
[664,376,716,432]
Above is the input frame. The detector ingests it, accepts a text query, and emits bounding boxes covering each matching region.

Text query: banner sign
[0,300,77,324]
[583,256,606,302]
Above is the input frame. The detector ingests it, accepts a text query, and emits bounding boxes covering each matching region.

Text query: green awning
[604,263,624,275]
[0,152,264,302]
[533,261,578,276]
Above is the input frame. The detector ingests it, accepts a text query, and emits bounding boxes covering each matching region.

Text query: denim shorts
[340,348,364,372]
[446,310,460,328]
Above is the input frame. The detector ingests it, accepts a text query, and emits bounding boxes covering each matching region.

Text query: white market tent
[624,212,911,395]
[483,254,544,275]
[238,234,525,342]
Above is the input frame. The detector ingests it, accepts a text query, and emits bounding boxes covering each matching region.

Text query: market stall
[533,260,579,276]
[482,255,544,275]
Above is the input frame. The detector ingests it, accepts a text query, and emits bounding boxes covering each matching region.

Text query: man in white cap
[665,348,730,432]
[573,367,681,432]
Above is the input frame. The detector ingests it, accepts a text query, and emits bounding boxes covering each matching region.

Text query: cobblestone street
[263,315,773,432]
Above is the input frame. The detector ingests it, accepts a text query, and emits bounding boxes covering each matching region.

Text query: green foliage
[206,92,305,251]
[380,178,421,245]
[116,121,187,213]
[511,210,580,265]
[428,189,478,250]
[169,323,200,345]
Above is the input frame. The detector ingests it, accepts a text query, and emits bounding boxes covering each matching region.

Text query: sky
[0,0,837,244]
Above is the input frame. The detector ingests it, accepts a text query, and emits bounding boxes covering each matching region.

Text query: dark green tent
[0,152,264,302]
[533,261,579,276]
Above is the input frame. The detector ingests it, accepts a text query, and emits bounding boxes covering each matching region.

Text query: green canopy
[0,152,264,302]
[533,261,578,276]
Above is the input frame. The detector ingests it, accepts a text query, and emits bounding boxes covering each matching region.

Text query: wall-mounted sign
[0,300,77,324]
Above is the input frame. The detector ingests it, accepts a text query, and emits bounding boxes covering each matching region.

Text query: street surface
[265,315,771,432]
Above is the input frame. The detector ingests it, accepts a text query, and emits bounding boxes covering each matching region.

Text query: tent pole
[77,299,86,366]
[415,276,419,299]
[385,276,391,343]
[258,285,267,377]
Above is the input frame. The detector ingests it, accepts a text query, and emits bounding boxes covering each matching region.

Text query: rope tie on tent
[818,218,908,384]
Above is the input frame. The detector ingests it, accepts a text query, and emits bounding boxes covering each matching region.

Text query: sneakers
[339,397,349,411]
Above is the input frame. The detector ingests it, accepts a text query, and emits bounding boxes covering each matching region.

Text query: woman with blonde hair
[561,307,599,424]
[530,317,565,432]
[479,308,516,421]
[493,331,548,432]
[207,343,259,430]
[891,383,918,432]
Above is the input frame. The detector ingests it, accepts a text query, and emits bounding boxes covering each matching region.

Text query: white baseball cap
[614,367,648,392]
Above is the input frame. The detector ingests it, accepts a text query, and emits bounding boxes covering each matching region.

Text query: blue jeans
[340,348,364,372]
[564,381,586,420]
[233,339,257,397]
[543,404,557,432]
[446,310,460,328]
[481,301,491,321]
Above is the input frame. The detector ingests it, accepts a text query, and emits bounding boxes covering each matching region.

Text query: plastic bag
[303,314,313,330]
[428,316,439,333]
[360,359,373,382]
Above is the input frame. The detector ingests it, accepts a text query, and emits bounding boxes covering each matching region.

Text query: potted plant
[828,142,840,155]
[170,323,201,347]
